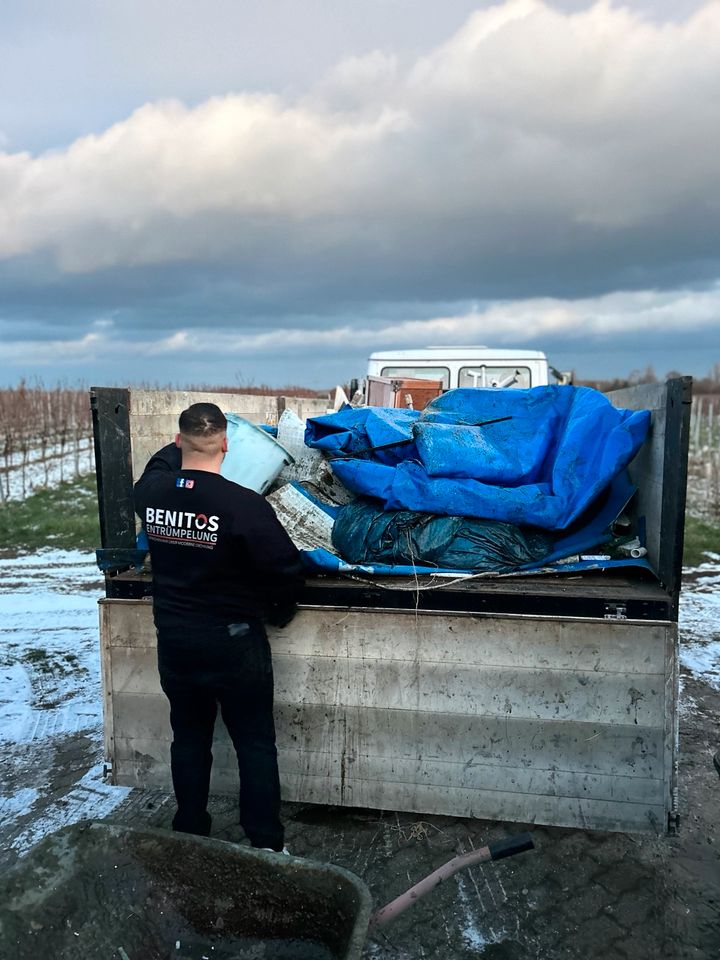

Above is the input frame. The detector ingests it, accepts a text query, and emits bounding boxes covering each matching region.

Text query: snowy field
[1,547,719,864]
[0,437,94,501]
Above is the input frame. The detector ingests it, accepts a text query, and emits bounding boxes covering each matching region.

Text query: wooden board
[100,599,677,834]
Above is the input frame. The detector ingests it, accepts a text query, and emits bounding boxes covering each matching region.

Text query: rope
[337,568,496,592]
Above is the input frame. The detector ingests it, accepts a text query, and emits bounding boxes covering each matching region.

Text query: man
[134,402,304,852]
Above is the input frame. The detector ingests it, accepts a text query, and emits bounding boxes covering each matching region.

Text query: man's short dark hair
[178,403,227,436]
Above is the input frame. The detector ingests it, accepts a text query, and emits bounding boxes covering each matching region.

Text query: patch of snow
[455,872,505,952]
[0,548,97,569]
[2,590,98,614]
[0,787,39,820]
[683,557,720,575]
[9,763,129,856]
[1,571,104,740]
[680,564,720,690]
[680,646,720,689]
[0,548,129,854]
[678,677,699,718]
[0,663,33,742]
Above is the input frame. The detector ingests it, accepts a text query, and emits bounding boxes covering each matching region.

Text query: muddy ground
[2,689,718,959]
[1,551,719,960]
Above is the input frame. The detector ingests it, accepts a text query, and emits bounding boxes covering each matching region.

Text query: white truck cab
[366,346,569,390]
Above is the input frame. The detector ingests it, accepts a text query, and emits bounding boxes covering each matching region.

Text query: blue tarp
[331,499,555,572]
[305,405,421,464]
[302,545,653,578]
[305,386,650,532]
[301,468,638,576]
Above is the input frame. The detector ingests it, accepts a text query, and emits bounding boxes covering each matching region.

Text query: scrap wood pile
[237,385,651,577]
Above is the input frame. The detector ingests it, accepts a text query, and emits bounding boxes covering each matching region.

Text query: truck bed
[94,378,691,623]
[92,380,691,835]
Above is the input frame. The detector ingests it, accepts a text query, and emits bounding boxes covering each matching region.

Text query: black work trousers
[156,618,284,851]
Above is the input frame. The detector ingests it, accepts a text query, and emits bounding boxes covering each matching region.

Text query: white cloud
[4,281,717,388]
[0,1,718,277]
[2,331,108,364]
[132,283,720,357]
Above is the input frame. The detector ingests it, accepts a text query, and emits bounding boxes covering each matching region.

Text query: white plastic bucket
[221,414,295,494]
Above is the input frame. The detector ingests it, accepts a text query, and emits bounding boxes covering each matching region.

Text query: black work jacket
[134,443,304,630]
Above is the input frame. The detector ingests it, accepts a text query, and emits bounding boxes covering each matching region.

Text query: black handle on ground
[488,832,535,861]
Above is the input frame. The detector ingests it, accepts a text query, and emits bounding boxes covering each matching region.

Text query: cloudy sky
[1,0,719,388]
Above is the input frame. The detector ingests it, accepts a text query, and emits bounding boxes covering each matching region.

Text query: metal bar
[90,387,135,549]
[297,581,673,621]
[658,377,692,616]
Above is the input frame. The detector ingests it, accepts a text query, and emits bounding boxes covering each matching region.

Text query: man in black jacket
[134,402,304,851]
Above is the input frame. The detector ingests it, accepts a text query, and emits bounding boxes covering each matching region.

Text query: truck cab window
[459,366,532,389]
[380,366,450,389]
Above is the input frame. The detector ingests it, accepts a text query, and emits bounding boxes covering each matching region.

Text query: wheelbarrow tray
[0,822,372,960]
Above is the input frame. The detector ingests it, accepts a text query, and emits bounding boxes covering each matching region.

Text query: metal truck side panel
[100,600,676,834]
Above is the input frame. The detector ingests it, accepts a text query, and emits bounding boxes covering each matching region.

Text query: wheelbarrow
[0,821,534,959]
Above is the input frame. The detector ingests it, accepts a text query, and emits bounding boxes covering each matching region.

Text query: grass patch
[683,514,720,567]
[21,647,87,677]
[23,647,52,673]
[0,474,100,551]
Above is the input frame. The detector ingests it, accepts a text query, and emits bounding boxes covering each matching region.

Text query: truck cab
[366,346,559,391]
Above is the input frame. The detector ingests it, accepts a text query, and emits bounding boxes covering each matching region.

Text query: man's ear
[175,433,182,448]
[222,435,228,453]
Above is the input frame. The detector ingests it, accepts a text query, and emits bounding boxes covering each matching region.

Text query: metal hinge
[604,603,627,620]
[102,761,113,781]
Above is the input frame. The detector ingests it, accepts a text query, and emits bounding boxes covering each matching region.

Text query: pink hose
[370,832,534,928]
